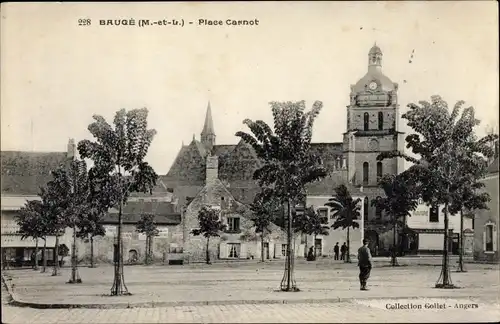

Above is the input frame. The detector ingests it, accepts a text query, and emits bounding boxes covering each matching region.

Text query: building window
[429,205,439,222]
[375,196,382,218]
[281,244,288,256]
[377,162,383,181]
[378,112,383,130]
[363,162,369,185]
[484,223,496,253]
[227,217,241,233]
[363,197,369,222]
[228,243,241,258]
[363,112,369,131]
[317,208,328,223]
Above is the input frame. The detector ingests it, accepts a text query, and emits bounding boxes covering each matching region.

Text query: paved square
[2,260,499,323]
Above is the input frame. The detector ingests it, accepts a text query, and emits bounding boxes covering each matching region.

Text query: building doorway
[314,238,322,257]
[128,249,138,263]
[364,230,380,256]
[451,233,459,255]
[263,242,270,260]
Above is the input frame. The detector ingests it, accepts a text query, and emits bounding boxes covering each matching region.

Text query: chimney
[67,138,76,159]
[206,155,219,185]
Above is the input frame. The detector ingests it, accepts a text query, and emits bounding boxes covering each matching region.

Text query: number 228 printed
[78,19,92,26]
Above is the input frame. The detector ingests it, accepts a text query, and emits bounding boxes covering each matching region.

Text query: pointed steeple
[201,101,215,136]
[200,101,216,152]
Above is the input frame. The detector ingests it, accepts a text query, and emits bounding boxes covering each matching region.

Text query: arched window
[377,162,383,181]
[363,162,369,185]
[363,197,369,221]
[363,112,369,131]
[375,196,382,218]
[378,112,384,130]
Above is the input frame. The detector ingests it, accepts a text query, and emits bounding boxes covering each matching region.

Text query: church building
[165,44,405,258]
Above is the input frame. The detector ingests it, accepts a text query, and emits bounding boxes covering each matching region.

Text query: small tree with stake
[136,214,159,265]
[378,96,498,288]
[325,185,361,263]
[294,206,329,259]
[17,200,47,271]
[236,101,327,291]
[76,210,106,268]
[250,188,281,262]
[191,206,226,264]
[372,173,419,266]
[78,108,158,296]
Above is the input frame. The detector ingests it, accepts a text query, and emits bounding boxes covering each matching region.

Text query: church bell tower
[343,44,405,218]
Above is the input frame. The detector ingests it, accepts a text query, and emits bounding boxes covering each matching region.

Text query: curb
[0,275,475,310]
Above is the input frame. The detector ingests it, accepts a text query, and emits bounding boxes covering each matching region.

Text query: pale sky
[1,2,498,174]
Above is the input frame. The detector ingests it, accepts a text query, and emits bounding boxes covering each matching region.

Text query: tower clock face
[369,82,378,90]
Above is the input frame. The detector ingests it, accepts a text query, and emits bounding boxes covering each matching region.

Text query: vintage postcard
[1,1,499,323]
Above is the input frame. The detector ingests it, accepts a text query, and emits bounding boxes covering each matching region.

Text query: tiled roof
[487,157,499,174]
[101,213,181,225]
[105,201,181,225]
[1,151,69,195]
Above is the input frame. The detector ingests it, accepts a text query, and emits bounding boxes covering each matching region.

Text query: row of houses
[1,45,498,265]
[1,138,498,266]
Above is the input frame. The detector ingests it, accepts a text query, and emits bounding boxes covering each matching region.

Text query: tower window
[375,196,382,218]
[429,205,439,223]
[377,162,383,181]
[363,113,369,131]
[378,112,384,130]
[363,197,369,222]
[363,162,369,185]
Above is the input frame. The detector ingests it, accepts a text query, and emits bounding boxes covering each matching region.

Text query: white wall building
[407,199,474,254]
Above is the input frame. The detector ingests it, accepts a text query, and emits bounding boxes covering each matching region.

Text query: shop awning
[1,234,56,248]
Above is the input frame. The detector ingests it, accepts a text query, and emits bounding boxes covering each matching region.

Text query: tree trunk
[457,209,466,272]
[304,233,308,258]
[52,235,60,276]
[33,239,39,270]
[144,236,149,265]
[41,239,47,273]
[149,235,154,263]
[287,199,292,287]
[69,224,81,283]
[392,221,398,266]
[313,234,317,258]
[111,184,129,295]
[346,227,351,263]
[261,230,265,262]
[90,236,95,268]
[437,203,453,288]
[206,237,211,264]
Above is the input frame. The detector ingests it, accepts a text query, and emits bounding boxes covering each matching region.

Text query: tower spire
[200,101,216,152]
[201,101,215,136]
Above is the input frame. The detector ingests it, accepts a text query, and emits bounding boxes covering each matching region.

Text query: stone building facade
[473,157,499,263]
[182,155,303,262]
[1,139,77,267]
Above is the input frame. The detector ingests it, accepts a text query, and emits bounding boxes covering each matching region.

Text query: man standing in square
[333,242,340,260]
[357,239,372,291]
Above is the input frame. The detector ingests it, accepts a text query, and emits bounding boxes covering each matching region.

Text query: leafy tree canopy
[191,206,226,238]
[371,173,419,226]
[136,213,159,237]
[325,184,361,230]
[378,96,498,212]
[236,101,327,204]
[78,108,159,209]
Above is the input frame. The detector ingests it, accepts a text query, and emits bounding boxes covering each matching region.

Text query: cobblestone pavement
[2,262,499,323]
[2,297,499,323]
[3,263,498,306]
